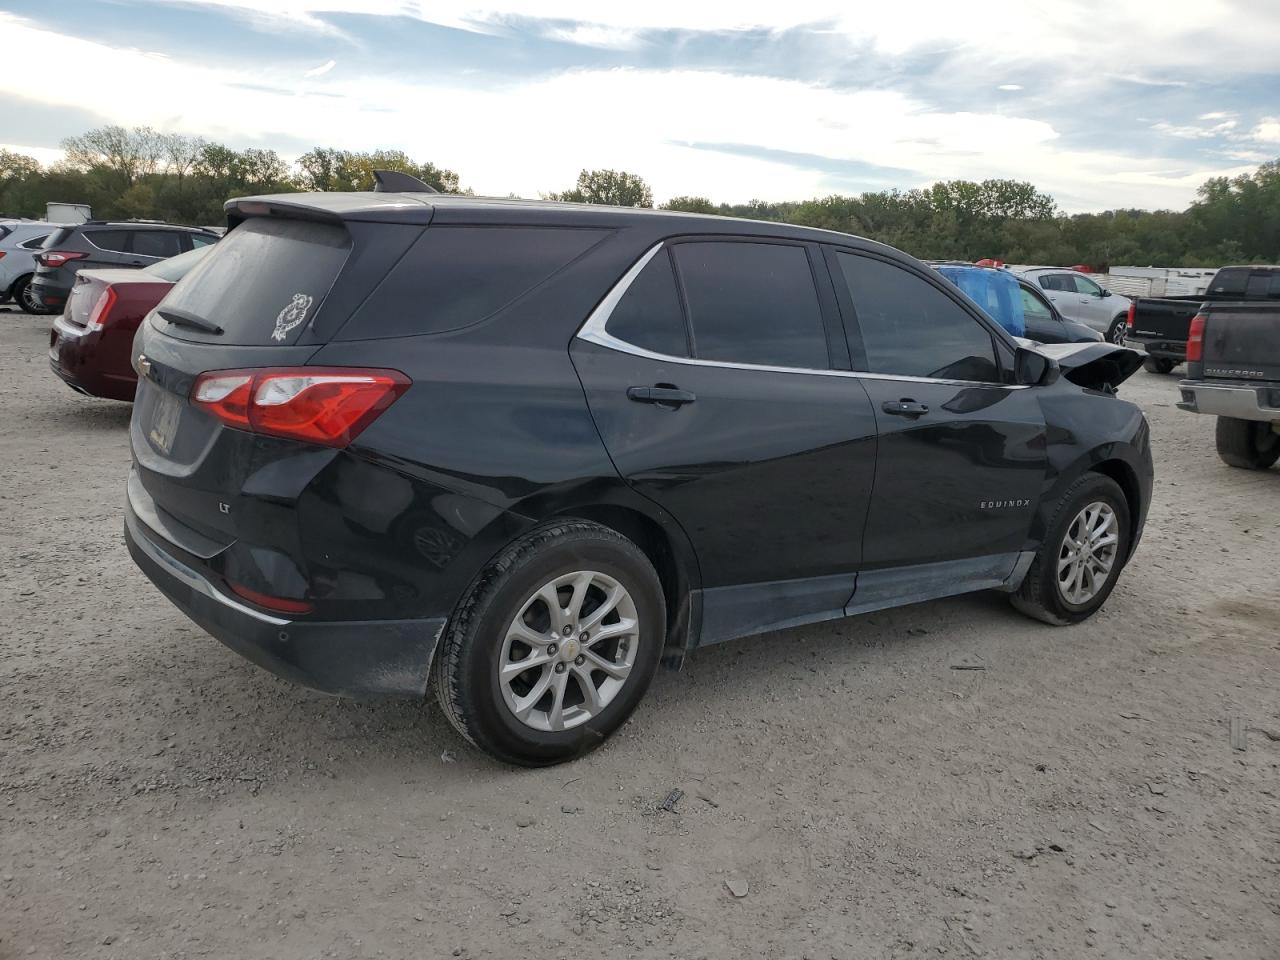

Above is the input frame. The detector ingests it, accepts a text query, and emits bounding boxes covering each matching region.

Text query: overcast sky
[2,1,1278,212]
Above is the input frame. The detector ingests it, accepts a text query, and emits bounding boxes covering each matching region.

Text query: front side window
[1020,286,1055,321]
[671,241,828,369]
[836,252,1000,382]
[605,250,689,357]
[1073,275,1104,297]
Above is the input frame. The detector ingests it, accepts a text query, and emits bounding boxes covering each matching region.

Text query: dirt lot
[1,304,1277,960]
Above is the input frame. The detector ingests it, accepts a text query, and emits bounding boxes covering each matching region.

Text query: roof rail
[372,169,439,194]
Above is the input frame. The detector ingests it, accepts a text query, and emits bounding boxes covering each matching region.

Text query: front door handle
[882,399,929,418]
[627,385,696,407]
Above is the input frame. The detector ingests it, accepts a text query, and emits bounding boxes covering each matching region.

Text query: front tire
[1106,316,1127,345]
[432,520,665,765]
[1011,473,1131,626]
[1215,417,1280,470]
[1143,356,1176,375]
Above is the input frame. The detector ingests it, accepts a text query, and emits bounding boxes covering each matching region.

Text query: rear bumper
[125,501,446,697]
[1176,380,1280,422]
[49,317,138,401]
[1125,335,1184,361]
[30,276,70,310]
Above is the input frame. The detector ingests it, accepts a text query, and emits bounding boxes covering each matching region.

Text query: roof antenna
[372,169,440,194]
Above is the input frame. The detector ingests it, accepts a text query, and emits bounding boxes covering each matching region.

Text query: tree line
[2,125,1278,268]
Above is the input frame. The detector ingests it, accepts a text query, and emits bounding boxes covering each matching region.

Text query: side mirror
[1014,346,1059,386]
[1101,289,1112,298]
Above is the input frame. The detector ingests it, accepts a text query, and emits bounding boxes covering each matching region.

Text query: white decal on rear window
[272,293,314,342]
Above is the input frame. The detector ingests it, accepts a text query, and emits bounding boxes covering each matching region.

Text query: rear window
[157,217,351,345]
[1210,269,1248,296]
[43,227,75,249]
[336,226,607,340]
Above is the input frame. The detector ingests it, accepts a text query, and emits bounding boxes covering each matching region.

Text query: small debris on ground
[514,816,536,828]
[1146,782,1167,796]
[1230,717,1247,752]
[660,788,684,812]
[440,749,456,763]
[725,878,749,898]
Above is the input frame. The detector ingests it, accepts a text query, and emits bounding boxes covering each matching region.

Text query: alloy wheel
[498,570,639,732]
[19,281,40,314]
[1057,501,1119,605]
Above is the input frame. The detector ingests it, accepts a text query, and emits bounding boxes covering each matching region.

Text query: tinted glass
[157,216,351,345]
[1244,272,1273,298]
[86,229,131,253]
[1073,275,1103,296]
[338,226,607,340]
[20,234,49,250]
[1020,285,1054,320]
[0,226,9,241]
[1210,268,1248,295]
[1038,274,1071,292]
[132,230,183,258]
[672,241,827,368]
[141,245,211,281]
[606,251,689,357]
[43,227,75,249]
[191,234,217,248]
[837,253,999,382]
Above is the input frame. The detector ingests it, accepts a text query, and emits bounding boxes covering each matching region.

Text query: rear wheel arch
[550,503,697,658]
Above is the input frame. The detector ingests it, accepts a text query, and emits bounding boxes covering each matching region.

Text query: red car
[49,246,210,401]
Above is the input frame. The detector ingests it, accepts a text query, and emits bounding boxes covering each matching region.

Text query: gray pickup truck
[1176,300,1280,469]
[1126,265,1280,374]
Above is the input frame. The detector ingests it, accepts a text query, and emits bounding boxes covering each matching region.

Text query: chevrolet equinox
[125,190,1153,765]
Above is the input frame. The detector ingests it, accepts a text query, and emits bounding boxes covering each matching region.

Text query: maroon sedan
[49,246,210,401]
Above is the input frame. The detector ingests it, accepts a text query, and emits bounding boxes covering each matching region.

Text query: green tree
[660,195,716,214]
[549,169,653,207]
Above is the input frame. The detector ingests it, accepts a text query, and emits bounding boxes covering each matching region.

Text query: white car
[1019,267,1133,345]
[0,221,57,313]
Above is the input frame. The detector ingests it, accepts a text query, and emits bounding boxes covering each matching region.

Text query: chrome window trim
[576,241,1028,390]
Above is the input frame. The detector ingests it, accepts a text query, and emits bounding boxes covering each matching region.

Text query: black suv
[125,192,1153,765]
[31,221,220,313]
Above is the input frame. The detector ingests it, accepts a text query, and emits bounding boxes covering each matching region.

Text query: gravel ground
[2,304,1278,960]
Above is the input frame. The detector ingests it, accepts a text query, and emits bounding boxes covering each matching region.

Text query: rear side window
[191,234,217,248]
[20,234,48,250]
[338,226,607,340]
[86,230,131,253]
[158,217,351,345]
[133,230,183,258]
[605,251,689,357]
[671,241,828,369]
[836,253,1000,382]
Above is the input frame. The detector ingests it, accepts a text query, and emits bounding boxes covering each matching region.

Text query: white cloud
[303,58,336,77]
[0,9,1268,213]
[997,84,1023,91]
[1252,118,1280,144]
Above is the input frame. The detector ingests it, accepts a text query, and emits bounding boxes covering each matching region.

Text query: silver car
[1020,267,1133,344]
[0,221,56,313]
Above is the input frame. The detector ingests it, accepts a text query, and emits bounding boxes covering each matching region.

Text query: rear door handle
[627,386,696,407]
[882,399,929,418]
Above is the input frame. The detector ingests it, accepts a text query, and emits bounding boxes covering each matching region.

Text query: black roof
[225,191,884,251]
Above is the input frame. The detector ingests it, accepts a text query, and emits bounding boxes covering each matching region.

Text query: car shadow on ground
[107,588,1024,779]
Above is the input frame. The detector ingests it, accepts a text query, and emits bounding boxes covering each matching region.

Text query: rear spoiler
[224,190,435,230]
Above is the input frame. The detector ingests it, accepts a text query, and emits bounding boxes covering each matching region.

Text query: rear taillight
[0,251,6,260]
[85,286,119,329]
[38,250,88,268]
[226,581,314,615]
[1126,302,1135,329]
[191,367,410,448]
[1186,314,1206,362]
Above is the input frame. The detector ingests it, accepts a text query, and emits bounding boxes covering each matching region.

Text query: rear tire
[432,520,665,765]
[1143,357,1176,375]
[1106,316,1127,345]
[1011,473,1131,626]
[1215,417,1280,470]
[12,275,43,315]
